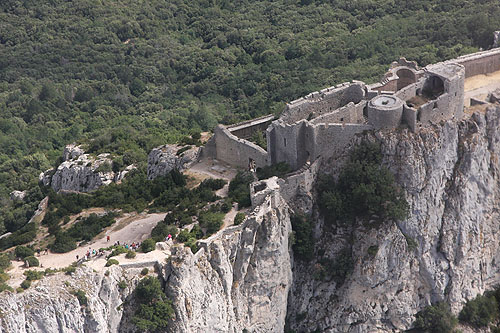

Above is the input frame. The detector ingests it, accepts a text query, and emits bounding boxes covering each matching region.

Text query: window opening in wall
[340,117,344,122]
[284,138,287,147]
[433,102,438,109]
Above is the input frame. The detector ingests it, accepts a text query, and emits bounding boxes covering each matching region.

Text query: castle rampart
[204,48,499,172]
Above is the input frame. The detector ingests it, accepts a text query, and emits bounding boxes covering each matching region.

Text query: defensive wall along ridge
[202,48,500,172]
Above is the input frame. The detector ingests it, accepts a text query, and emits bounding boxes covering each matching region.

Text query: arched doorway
[423,76,445,98]
[396,68,416,91]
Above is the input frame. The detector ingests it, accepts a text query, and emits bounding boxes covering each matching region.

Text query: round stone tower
[367,95,404,129]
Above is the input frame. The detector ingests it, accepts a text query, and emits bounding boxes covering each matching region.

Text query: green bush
[15,245,34,259]
[141,239,156,253]
[228,171,254,208]
[256,162,291,180]
[140,268,149,276]
[234,212,245,225]
[25,256,39,267]
[198,212,224,236]
[23,270,43,281]
[200,178,226,191]
[0,254,11,271]
[0,272,10,283]
[72,289,88,306]
[64,264,77,275]
[108,245,128,258]
[126,251,136,259]
[118,280,127,289]
[51,233,77,253]
[414,302,458,333]
[0,283,13,293]
[132,276,174,331]
[318,142,409,224]
[105,259,119,267]
[367,245,378,257]
[151,223,178,242]
[20,279,31,290]
[459,294,498,327]
[290,214,314,261]
[185,237,199,254]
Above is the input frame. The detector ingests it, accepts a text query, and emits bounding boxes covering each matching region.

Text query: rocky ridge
[39,144,134,193]
[287,107,500,332]
[147,144,199,180]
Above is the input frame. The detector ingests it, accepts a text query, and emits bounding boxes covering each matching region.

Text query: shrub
[0,272,9,283]
[185,237,199,254]
[318,142,409,224]
[105,259,119,267]
[234,212,245,225]
[20,279,31,290]
[0,282,13,293]
[414,302,458,333]
[25,256,39,267]
[23,270,43,281]
[132,276,174,331]
[15,245,34,259]
[256,162,291,180]
[126,250,136,259]
[200,178,226,191]
[140,268,149,275]
[459,294,498,327]
[367,245,378,257]
[151,223,178,242]
[108,245,127,258]
[51,233,77,253]
[141,239,156,253]
[198,211,224,236]
[118,280,127,289]
[72,289,88,306]
[290,214,314,261]
[0,254,11,271]
[228,171,254,208]
[176,229,191,243]
[64,264,77,275]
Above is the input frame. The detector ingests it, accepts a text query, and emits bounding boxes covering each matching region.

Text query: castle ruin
[203,48,500,171]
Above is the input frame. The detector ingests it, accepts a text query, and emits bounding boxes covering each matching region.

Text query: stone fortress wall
[204,48,500,172]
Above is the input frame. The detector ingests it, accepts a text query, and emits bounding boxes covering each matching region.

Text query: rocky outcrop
[147,145,199,180]
[163,177,293,332]
[0,266,138,333]
[9,190,26,202]
[287,107,500,332]
[50,153,115,192]
[40,144,134,193]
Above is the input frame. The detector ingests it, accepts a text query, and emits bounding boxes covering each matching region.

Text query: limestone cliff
[0,266,137,333]
[40,144,134,193]
[162,179,292,332]
[4,108,500,332]
[287,106,500,332]
[147,144,199,180]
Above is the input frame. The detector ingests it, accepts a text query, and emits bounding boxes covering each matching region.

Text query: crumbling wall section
[213,125,268,168]
[278,159,321,202]
[280,83,365,124]
[267,121,309,170]
[309,101,366,125]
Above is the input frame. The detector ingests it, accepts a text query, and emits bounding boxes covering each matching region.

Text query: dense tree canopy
[1,0,500,234]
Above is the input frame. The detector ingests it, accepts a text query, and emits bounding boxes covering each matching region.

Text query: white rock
[147,144,200,180]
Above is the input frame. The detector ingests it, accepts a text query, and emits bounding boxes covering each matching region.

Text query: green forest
[1,0,500,235]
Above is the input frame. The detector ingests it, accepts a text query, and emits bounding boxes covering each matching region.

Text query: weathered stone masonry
[204,48,500,171]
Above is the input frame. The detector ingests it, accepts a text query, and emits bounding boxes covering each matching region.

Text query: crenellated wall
[280,82,365,124]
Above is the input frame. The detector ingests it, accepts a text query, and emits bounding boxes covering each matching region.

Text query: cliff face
[287,107,500,332]
[40,144,135,193]
[147,145,199,180]
[3,109,500,332]
[0,266,136,333]
[163,180,293,332]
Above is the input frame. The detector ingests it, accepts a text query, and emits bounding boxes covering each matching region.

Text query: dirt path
[7,213,167,288]
[464,70,500,106]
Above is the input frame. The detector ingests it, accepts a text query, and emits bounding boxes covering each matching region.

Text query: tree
[129,78,146,97]
[414,302,458,333]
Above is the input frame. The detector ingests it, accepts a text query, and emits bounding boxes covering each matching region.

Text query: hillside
[1,0,500,239]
